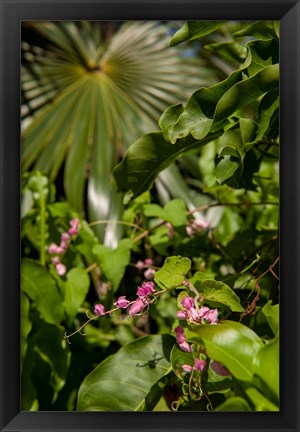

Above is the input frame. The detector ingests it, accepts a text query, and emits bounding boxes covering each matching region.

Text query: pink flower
[182,359,206,373]
[189,307,201,322]
[136,281,155,298]
[206,309,218,324]
[51,256,60,265]
[179,341,192,353]
[56,262,67,276]
[186,226,194,236]
[182,364,193,372]
[68,218,80,236]
[192,218,210,231]
[129,298,148,316]
[175,326,191,352]
[60,232,70,250]
[144,258,153,266]
[211,360,230,376]
[181,296,195,310]
[94,303,106,316]
[198,306,210,318]
[194,358,206,371]
[48,243,64,254]
[174,326,185,340]
[114,296,130,309]
[136,260,145,270]
[177,310,188,320]
[144,268,156,280]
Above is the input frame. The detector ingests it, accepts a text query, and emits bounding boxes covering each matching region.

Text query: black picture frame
[1,1,299,431]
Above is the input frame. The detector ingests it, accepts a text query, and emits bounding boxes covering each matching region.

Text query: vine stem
[131,201,278,245]
[240,256,279,321]
[87,219,145,233]
[64,286,175,342]
[186,200,279,215]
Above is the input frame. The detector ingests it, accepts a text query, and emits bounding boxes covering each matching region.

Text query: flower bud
[114,296,130,309]
[94,303,105,316]
[129,298,147,316]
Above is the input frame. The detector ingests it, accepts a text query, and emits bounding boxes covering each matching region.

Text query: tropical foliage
[21,20,279,412]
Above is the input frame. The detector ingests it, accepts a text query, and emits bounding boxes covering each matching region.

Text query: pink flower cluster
[48,218,80,276]
[94,281,157,318]
[186,217,210,236]
[182,358,206,373]
[136,258,156,280]
[177,296,218,325]
[174,326,192,353]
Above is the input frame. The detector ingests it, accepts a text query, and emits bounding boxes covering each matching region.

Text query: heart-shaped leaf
[154,256,191,289]
[198,279,244,312]
[77,335,174,411]
[93,239,131,291]
[63,268,90,320]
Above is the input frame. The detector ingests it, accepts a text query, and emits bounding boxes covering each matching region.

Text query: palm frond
[21,21,217,246]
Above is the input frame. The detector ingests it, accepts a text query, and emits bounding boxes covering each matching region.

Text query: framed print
[0,0,299,431]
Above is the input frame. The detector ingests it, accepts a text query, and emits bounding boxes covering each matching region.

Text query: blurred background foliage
[21,20,279,411]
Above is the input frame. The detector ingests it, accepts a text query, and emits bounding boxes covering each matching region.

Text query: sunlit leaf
[170,21,226,46]
[154,256,191,289]
[186,321,263,381]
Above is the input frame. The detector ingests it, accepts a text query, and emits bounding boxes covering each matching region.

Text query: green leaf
[21,347,39,411]
[217,119,257,159]
[144,198,186,228]
[234,21,277,40]
[115,63,278,199]
[168,70,242,143]
[21,293,32,367]
[244,38,279,77]
[93,239,131,291]
[204,42,247,64]
[220,320,263,345]
[154,256,191,289]
[63,268,90,320]
[26,172,51,265]
[149,225,173,256]
[164,199,187,227]
[253,336,279,399]
[170,65,278,143]
[243,385,279,411]
[32,318,71,398]
[256,90,279,140]
[114,131,220,199]
[22,259,64,324]
[170,21,226,46]
[260,300,279,336]
[207,365,232,394]
[77,335,174,411]
[159,104,184,142]
[215,156,241,185]
[214,396,251,411]
[186,321,263,381]
[198,280,244,312]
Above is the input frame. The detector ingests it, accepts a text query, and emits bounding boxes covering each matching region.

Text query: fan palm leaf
[21,21,217,246]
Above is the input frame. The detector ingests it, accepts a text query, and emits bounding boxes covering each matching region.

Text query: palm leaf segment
[21,21,206,245]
